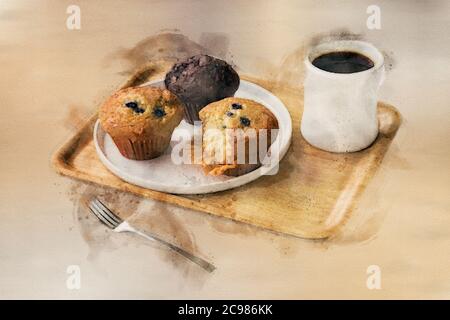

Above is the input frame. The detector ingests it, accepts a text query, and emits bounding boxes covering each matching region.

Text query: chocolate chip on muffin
[153,107,166,118]
[125,101,145,114]
[239,116,251,127]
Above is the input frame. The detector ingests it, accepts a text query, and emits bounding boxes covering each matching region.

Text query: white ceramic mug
[301,40,385,153]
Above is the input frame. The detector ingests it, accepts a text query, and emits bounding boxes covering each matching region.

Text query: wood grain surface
[52,63,402,239]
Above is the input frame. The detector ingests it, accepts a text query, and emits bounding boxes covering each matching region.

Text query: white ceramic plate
[93,79,292,194]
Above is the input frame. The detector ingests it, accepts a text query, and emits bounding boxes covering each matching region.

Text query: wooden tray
[52,62,402,239]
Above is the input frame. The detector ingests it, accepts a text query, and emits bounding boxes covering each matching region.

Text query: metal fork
[87,197,215,272]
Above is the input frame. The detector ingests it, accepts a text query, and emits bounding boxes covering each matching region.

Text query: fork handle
[117,222,215,272]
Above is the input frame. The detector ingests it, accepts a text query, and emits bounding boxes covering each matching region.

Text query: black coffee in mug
[312,51,374,74]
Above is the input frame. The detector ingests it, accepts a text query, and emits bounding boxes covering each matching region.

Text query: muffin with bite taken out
[199,97,279,176]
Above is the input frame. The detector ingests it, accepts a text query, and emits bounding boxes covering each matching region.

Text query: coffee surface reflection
[312,51,374,74]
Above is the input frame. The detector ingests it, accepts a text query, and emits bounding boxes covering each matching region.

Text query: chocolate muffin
[164,54,240,124]
[99,86,183,160]
[199,97,279,177]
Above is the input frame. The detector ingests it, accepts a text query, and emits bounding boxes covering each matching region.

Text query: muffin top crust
[199,97,278,131]
[99,86,183,137]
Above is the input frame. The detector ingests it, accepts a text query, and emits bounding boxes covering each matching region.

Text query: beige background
[0,0,449,299]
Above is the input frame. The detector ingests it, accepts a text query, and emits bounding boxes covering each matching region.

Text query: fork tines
[88,198,123,229]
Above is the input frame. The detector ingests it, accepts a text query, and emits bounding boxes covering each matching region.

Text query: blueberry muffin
[99,86,183,160]
[164,54,240,124]
[199,97,279,176]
